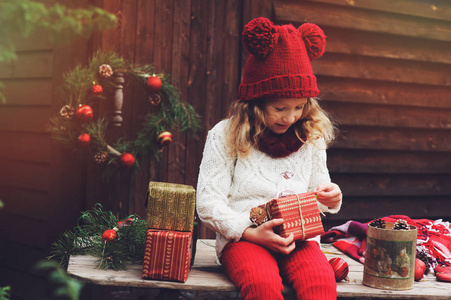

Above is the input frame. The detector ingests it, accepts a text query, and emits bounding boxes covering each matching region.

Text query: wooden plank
[96,0,123,52]
[324,26,451,64]
[0,213,48,248]
[318,76,451,109]
[0,266,47,300]
[166,0,192,185]
[67,240,451,299]
[1,78,53,106]
[0,106,51,133]
[328,149,451,174]
[309,0,451,22]
[333,126,451,152]
[274,0,451,42]
[0,132,52,163]
[12,28,53,52]
[0,186,49,221]
[118,0,138,61]
[331,173,451,197]
[325,101,451,129]
[0,160,50,191]
[0,51,53,79]
[326,196,451,222]
[313,53,451,87]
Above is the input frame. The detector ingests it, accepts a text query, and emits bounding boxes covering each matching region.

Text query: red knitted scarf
[257,126,304,158]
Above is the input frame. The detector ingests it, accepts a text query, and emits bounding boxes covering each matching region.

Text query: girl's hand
[242,219,295,255]
[316,182,342,208]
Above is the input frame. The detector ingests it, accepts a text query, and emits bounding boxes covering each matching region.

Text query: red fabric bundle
[142,229,192,282]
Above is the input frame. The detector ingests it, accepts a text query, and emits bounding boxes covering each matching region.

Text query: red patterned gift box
[142,229,192,282]
[266,191,324,241]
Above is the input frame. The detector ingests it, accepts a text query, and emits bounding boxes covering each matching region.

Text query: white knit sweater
[196,119,341,259]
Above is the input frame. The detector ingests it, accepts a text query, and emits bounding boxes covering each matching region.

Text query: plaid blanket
[321,215,451,269]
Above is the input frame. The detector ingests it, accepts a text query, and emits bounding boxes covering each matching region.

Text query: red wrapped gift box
[266,191,324,241]
[142,229,192,282]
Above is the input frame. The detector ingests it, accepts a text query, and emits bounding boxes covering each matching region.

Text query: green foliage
[0,0,117,63]
[0,0,117,102]
[48,51,202,183]
[0,286,10,300]
[49,204,148,271]
[34,260,82,300]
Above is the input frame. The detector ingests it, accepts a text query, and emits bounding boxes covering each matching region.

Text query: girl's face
[263,97,308,134]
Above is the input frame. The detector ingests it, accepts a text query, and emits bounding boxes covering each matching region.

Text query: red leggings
[221,240,336,300]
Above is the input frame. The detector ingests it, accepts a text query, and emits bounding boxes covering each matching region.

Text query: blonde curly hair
[226,98,336,158]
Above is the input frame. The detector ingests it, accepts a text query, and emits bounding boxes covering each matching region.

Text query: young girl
[196,17,342,300]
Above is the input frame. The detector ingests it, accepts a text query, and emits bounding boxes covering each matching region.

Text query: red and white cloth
[321,215,451,269]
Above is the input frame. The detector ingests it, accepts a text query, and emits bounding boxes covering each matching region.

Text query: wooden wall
[0,0,449,298]
[273,0,451,226]
[94,0,450,234]
[0,0,92,298]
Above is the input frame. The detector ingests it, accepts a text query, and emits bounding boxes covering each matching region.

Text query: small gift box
[265,191,324,241]
[142,229,192,282]
[146,181,196,232]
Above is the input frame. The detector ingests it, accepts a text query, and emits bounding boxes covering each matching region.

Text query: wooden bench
[67,239,451,299]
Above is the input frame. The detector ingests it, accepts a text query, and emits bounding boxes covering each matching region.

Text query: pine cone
[393,219,409,230]
[369,218,386,229]
[416,250,432,274]
[98,64,113,78]
[250,206,268,226]
[94,151,108,164]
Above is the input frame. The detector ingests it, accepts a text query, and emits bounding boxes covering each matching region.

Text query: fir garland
[48,51,202,182]
[48,204,148,271]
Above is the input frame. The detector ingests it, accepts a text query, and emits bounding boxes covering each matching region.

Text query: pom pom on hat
[242,17,279,59]
[298,23,326,61]
[239,17,326,101]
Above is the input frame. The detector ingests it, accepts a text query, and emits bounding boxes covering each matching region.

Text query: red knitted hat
[238,17,326,101]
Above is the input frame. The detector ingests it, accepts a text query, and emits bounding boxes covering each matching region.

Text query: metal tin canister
[363,222,417,290]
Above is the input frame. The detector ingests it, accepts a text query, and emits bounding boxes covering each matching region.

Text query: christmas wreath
[49,51,201,181]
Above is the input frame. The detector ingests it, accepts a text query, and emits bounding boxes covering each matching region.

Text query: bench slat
[67,239,451,298]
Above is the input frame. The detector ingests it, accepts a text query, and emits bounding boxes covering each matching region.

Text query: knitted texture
[239,17,326,101]
[221,240,337,300]
[196,120,341,258]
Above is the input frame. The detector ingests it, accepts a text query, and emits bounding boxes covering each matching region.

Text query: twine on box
[295,194,306,240]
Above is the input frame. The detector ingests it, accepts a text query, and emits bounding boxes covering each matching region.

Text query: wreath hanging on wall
[49,51,201,182]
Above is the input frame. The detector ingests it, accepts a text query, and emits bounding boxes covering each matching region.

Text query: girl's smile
[263,98,308,134]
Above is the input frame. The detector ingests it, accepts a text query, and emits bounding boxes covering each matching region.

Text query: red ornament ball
[78,133,91,146]
[76,105,94,122]
[102,229,117,241]
[146,75,163,94]
[92,84,103,94]
[415,258,426,281]
[157,131,172,147]
[329,258,349,282]
[120,153,135,168]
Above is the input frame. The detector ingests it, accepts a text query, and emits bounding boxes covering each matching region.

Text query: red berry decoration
[102,229,117,242]
[157,131,172,147]
[415,259,426,281]
[146,75,163,93]
[76,105,94,122]
[120,153,135,168]
[92,84,103,94]
[329,258,349,282]
[78,133,91,146]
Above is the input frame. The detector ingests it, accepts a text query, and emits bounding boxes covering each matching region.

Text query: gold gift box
[146,181,196,232]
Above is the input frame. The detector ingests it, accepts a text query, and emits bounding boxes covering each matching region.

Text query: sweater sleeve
[196,123,253,242]
[308,139,342,214]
